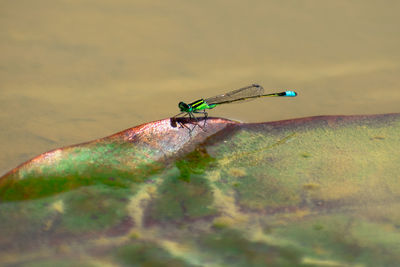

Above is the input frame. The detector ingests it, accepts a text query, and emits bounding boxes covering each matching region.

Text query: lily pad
[1,114,399,266]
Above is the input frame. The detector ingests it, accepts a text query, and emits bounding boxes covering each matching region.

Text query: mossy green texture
[24,260,96,267]
[197,228,308,267]
[270,214,400,266]
[210,117,400,211]
[0,186,132,253]
[114,241,196,267]
[0,141,163,201]
[144,148,218,225]
[0,114,399,266]
[175,147,216,182]
[60,186,131,232]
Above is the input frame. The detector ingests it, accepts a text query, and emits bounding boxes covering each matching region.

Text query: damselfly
[173,84,297,130]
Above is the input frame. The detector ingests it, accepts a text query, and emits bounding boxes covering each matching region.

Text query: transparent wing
[205,84,264,105]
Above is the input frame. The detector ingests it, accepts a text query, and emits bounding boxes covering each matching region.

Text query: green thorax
[179,99,217,112]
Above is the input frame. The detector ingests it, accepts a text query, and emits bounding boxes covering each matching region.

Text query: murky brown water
[1,0,399,175]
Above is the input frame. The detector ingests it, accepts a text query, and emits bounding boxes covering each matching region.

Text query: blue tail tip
[285,91,297,97]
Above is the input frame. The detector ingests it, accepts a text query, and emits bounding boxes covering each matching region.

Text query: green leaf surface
[1,114,399,266]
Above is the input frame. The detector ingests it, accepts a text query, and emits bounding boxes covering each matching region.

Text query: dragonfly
[173,84,297,130]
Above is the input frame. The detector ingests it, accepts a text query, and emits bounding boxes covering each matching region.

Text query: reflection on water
[1,0,399,174]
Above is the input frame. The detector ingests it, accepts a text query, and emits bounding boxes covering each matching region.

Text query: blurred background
[1,0,399,175]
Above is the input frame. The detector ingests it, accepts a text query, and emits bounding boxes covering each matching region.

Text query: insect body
[174,84,297,130]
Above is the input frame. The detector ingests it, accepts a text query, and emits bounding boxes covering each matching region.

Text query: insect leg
[174,112,193,131]
[191,111,208,132]
[193,110,208,130]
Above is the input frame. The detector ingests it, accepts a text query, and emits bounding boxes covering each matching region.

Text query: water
[1,0,399,175]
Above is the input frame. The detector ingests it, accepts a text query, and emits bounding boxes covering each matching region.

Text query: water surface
[1,0,399,174]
